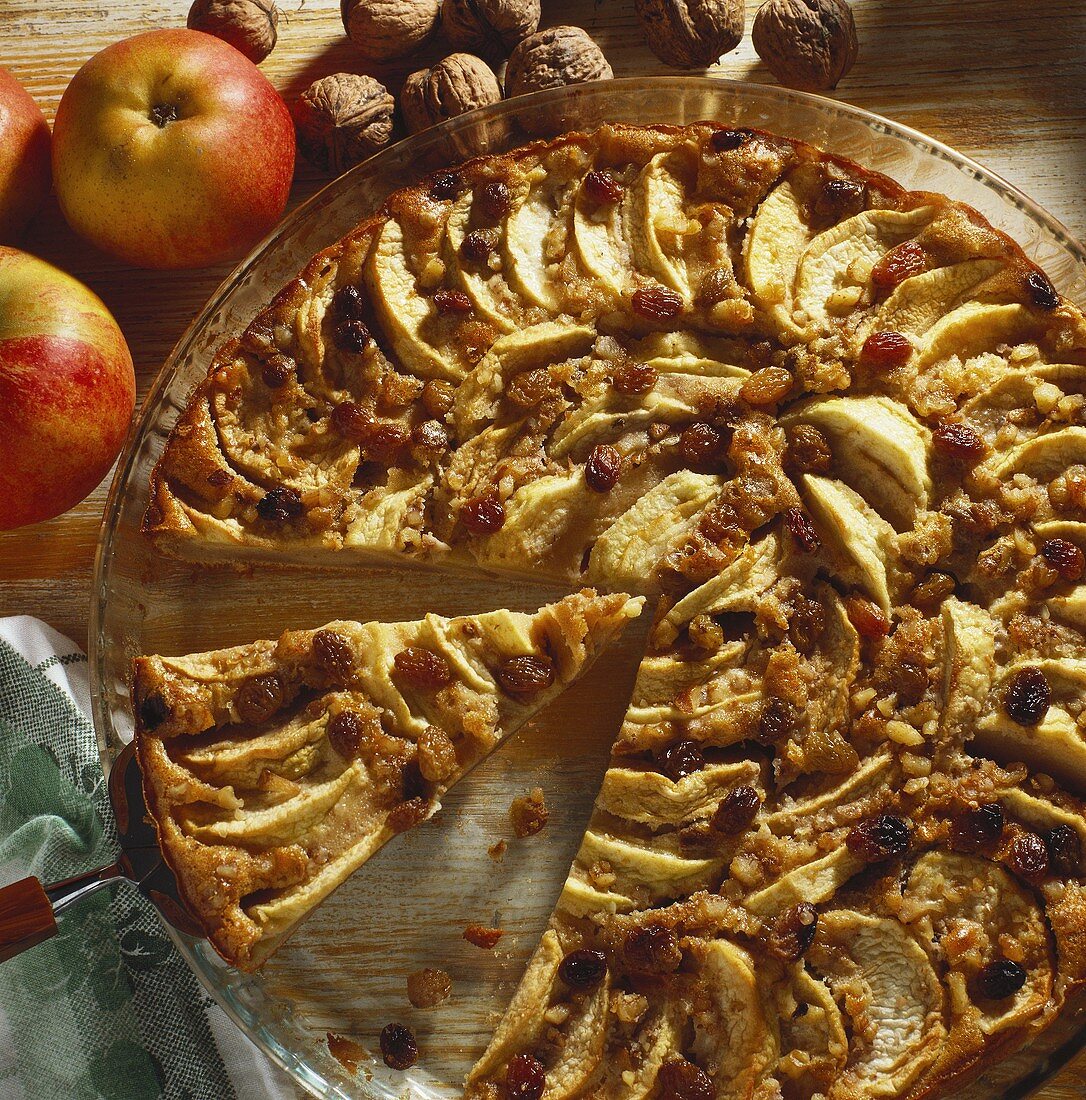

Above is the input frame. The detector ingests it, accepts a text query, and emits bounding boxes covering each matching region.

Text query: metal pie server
[0,741,201,963]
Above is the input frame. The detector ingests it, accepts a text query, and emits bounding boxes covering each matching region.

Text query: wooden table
[1,1,1084,1096]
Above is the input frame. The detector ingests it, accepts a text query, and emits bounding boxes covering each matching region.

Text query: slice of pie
[133,590,642,969]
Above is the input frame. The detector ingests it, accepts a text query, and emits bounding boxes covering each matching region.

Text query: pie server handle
[0,861,127,963]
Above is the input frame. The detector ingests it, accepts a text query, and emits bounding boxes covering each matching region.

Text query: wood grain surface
[1,1,1085,1096]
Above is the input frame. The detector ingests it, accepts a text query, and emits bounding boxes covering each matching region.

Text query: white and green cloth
[0,616,300,1100]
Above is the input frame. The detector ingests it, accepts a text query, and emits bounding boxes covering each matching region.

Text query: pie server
[0,740,202,963]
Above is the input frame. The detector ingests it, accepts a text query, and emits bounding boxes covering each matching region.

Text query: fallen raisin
[461,494,505,535]
[256,486,303,522]
[327,711,369,758]
[1045,824,1083,877]
[1026,270,1059,310]
[333,319,371,353]
[814,177,866,221]
[1041,537,1085,581]
[333,284,366,321]
[860,330,912,369]
[558,948,607,990]
[394,647,453,688]
[428,171,460,200]
[951,803,1005,852]
[1007,831,1049,881]
[509,787,548,837]
[871,240,927,289]
[740,366,793,406]
[656,1057,714,1100]
[479,180,511,219]
[139,693,170,731]
[786,423,832,474]
[235,673,284,724]
[785,507,820,553]
[585,444,621,492]
[632,285,683,322]
[380,1023,418,1070]
[433,289,472,314]
[583,169,624,204]
[845,595,890,638]
[974,958,1027,1000]
[711,786,761,835]
[505,1054,546,1100]
[846,814,911,862]
[710,128,750,152]
[932,421,987,462]
[624,925,682,973]
[678,423,724,466]
[460,231,492,263]
[497,655,555,695]
[313,629,354,683]
[767,903,818,960]
[1003,666,1050,726]
[261,354,293,388]
[658,740,706,781]
[407,968,452,1009]
[611,361,657,396]
[463,923,504,948]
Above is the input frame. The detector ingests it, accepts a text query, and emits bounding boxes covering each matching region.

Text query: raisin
[785,507,820,553]
[330,400,372,442]
[1003,667,1050,726]
[611,361,658,397]
[505,1053,546,1100]
[1040,537,1085,581]
[656,1057,714,1100]
[261,354,293,388]
[380,1023,418,1070]
[710,127,750,152]
[333,319,371,353]
[497,655,555,695]
[1025,270,1059,310]
[932,421,987,462]
[507,367,552,407]
[585,444,621,492]
[313,629,354,683]
[974,958,1027,1000]
[740,366,793,406]
[422,379,455,417]
[139,693,169,731]
[583,169,624,204]
[624,925,682,973]
[558,948,608,990]
[461,494,506,535]
[433,289,472,314]
[658,740,706,781]
[417,725,457,782]
[333,284,366,321]
[478,180,511,219]
[256,486,303,522]
[235,673,284,724]
[786,423,832,474]
[711,785,761,835]
[767,903,818,960]
[464,923,504,948]
[428,171,460,200]
[845,595,890,638]
[407,968,452,1008]
[388,796,430,833]
[911,571,956,609]
[860,330,912,369]
[1007,831,1049,881]
[846,814,911,862]
[678,423,725,466]
[699,502,742,543]
[1045,824,1083,877]
[949,802,1004,852]
[814,177,866,221]
[893,659,928,706]
[759,696,795,740]
[329,710,371,758]
[695,267,733,306]
[632,285,684,322]
[394,647,453,688]
[790,595,826,653]
[460,231,492,263]
[871,240,928,289]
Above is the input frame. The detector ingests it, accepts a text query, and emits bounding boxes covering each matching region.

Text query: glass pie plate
[90,78,1086,1099]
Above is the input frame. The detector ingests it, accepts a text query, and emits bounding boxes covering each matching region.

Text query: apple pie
[139,122,1086,1096]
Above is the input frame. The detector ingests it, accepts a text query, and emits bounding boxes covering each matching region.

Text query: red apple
[0,247,135,530]
[0,68,51,244]
[51,29,295,270]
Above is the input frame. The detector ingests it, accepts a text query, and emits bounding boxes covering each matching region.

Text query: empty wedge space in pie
[132,122,1086,1098]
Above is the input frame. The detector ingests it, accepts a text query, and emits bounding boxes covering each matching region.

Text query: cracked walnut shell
[753,0,859,91]
[293,74,395,175]
[187,0,278,63]
[442,0,540,66]
[634,0,744,69]
[341,0,441,61]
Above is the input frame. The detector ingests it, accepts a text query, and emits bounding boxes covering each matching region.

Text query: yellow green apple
[0,67,51,244]
[52,29,295,269]
[0,247,135,529]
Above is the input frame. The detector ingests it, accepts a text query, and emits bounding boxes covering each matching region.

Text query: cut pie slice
[133,589,642,969]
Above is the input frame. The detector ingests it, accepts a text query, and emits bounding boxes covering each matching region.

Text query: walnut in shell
[401,53,503,135]
[633,0,744,69]
[441,0,540,65]
[341,0,441,61]
[293,74,395,175]
[187,0,278,63]
[504,26,613,98]
[752,0,859,91]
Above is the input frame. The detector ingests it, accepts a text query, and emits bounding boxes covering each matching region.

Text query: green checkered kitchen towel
[0,616,301,1100]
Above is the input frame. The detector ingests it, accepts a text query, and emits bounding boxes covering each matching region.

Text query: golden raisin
[611,361,658,395]
[509,787,549,837]
[236,673,285,724]
[786,423,832,473]
[631,285,683,322]
[406,968,451,1008]
[394,647,453,688]
[740,366,792,406]
[313,629,353,683]
[871,240,927,289]
[497,655,555,695]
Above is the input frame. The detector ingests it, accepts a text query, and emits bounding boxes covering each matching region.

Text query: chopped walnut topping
[463,923,504,948]
[509,787,549,837]
[407,967,452,1008]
